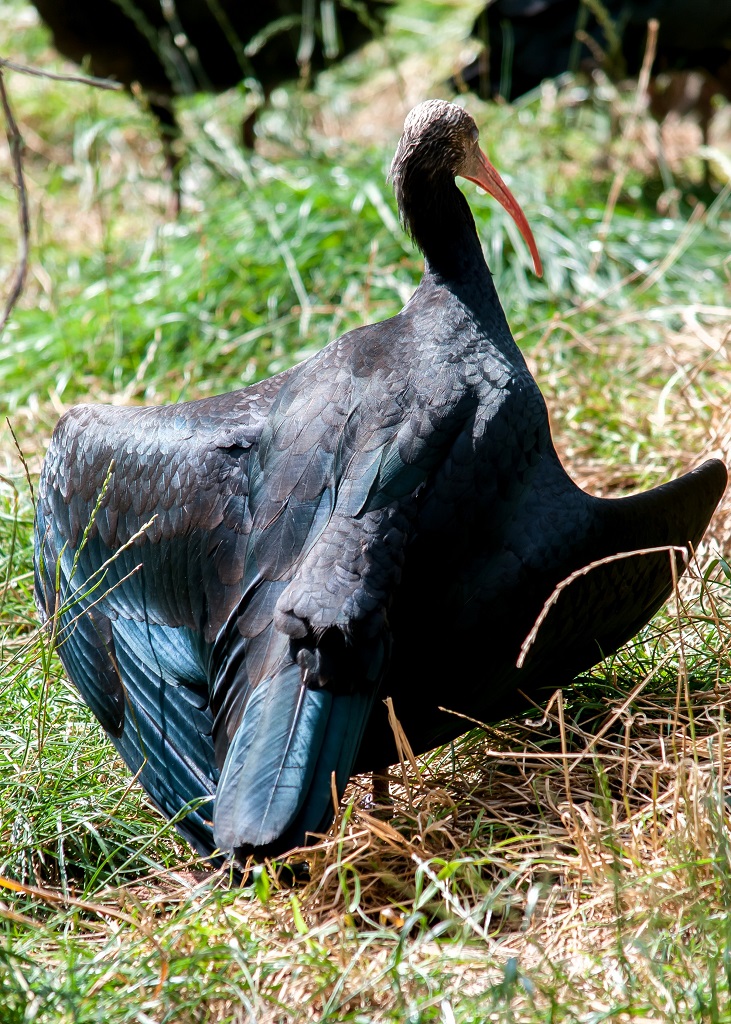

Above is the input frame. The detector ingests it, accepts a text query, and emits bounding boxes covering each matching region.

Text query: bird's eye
[470,126,479,145]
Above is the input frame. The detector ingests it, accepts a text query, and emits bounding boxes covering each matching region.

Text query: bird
[34,99,726,865]
[455,0,731,158]
[30,0,388,206]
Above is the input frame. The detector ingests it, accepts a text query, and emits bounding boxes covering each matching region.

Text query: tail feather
[214,663,332,850]
[263,690,374,855]
[213,659,376,855]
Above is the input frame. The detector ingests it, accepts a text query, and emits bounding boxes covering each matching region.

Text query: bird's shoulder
[39,368,293,548]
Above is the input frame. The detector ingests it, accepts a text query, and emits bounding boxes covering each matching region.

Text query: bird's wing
[207,320,473,853]
[34,377,288,854]
[522,458,729,677]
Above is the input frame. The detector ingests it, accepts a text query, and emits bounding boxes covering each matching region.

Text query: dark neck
[398,170,498,310]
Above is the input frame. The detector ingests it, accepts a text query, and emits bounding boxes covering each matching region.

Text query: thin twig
[517,545,687,669]
[5,416,34,505]
[0,70,29,336]
[0,56,123,91]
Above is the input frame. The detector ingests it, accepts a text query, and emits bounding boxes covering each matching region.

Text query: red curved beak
[462,147,543,278]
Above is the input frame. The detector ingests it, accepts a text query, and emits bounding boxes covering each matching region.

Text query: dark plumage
[457,0,731,143]
[35,100,726,864]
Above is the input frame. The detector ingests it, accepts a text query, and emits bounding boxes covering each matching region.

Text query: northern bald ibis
[35,100,726,864]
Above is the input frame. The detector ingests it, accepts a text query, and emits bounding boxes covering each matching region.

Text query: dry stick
[439,748,631,763]
[385,696,421,813]
[436,706,551,753]
[330,769,340,821]
[0,901,40,928]
[0,69,29,336]
[589,18,659,276]
[556,690,574,812]
[621,717,632,816]
[517,544,688,669]
[0,56,123,91]
[0,874,146,930]
[0,55,125,335]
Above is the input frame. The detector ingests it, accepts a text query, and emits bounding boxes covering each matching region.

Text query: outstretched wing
[207,315,479,853]
[36,307,483,858]
[34,377,287,854]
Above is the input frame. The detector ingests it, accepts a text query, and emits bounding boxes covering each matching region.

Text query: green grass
[1,0,731,1019]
